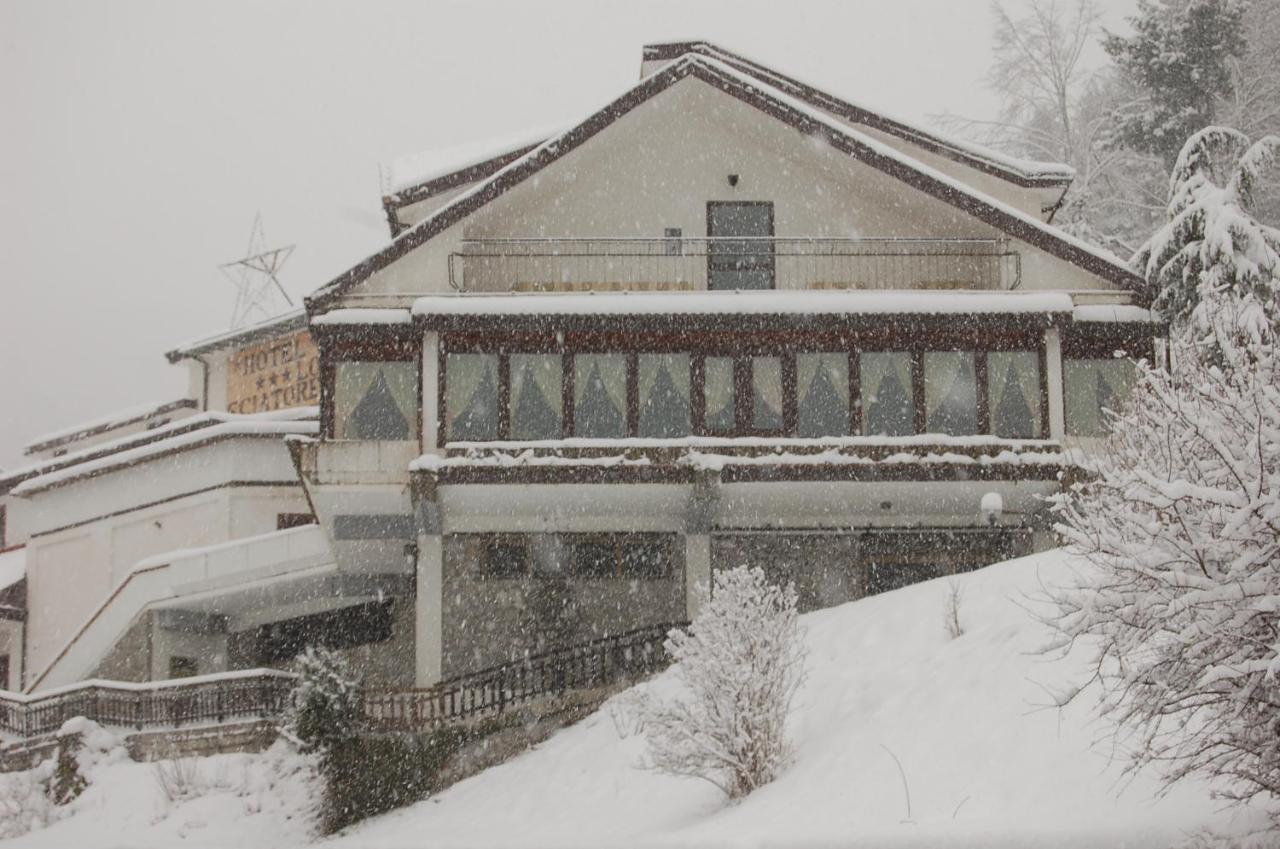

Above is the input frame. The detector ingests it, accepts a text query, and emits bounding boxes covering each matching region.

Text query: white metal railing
[448,237,1021,292]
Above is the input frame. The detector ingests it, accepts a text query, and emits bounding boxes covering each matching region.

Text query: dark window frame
[439,326,1053,442]
[321,338,421,441]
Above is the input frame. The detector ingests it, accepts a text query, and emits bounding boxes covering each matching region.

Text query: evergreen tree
[284,646,361,753]
[1133,126,1280,337]
[1104,0,1247,169]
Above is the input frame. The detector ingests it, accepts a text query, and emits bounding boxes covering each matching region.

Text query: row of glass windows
[445,350,1054,440]
[328,352,1136,443]
[476,533,674,581]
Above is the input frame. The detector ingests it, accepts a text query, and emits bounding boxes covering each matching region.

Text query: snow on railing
[447,237,1021,293]
[364,622,682,732]
[0,669,297,738]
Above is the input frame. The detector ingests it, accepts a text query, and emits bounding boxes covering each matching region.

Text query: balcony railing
[448,237,1021,292]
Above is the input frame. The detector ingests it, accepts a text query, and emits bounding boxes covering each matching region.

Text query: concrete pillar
[421,331,440,452]
[414,534,443,686]
[412,470,443,686]
[683,468,720,620]
[1044,326,1065,440]
[684,534,711,619]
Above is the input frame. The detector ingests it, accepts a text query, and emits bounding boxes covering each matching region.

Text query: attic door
[707,202,774,290]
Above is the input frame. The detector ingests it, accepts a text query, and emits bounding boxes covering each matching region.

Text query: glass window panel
[334,361,416,440]
[509,354,563,440]
[574,540,617,579]
[445,353,499,442]
[1065,358,1137,437]
[924,351,978,436]
[796,353,850,437]
[574,354,628,438]
[860,352,915,436]
[987,351,1042,438]
[638,354,691,438]
[621,536,670,579]
[481,540,528,579]
[704,357,736,432]
[752,357,784,430]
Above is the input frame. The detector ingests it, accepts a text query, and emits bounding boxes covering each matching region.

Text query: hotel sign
[226,330,320,414]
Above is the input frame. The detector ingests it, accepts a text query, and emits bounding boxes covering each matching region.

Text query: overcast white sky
[0,0,1138,466]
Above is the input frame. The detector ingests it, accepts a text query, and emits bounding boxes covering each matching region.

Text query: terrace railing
[1,624,684,739]
[364,621,682,732]
[448,237,1020,292]
[0,670,297,738]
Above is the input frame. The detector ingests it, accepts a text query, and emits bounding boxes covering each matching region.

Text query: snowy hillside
[4,549,1272,848]
[333,549,1269,849]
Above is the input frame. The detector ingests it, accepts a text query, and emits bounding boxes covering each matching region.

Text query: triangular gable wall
[308,56,1140,311]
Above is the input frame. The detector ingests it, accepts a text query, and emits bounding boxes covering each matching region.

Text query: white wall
[0,620,22,690]
[342,75,1120,305]
[18,437,308,688]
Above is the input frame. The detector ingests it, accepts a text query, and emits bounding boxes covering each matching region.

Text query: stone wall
[441,534,686,678]
[711,529,1032,611]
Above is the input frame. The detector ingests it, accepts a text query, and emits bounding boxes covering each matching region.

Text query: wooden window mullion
[848,350,862,436]
[626,352,640,436]
[562,353,575,438]
[975,351,990,435]
[497,353,511,439]
[911,349,926,435]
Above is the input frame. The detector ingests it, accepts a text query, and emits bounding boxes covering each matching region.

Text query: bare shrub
[626,566,805,799]
[943,579,964,640]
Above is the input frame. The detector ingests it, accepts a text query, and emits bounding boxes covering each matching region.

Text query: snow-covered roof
[4,407,317,495]
[412,290,1075,319]
[312,308,413,326]
[1072,304,1162,324]
[165,308,308,363]
[642,41,1075,184]
[24,398,198,456]
[310,52,1141,313]
[0,546,25,594]
[386,122,568,197]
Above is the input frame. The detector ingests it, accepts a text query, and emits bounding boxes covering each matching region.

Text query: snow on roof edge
[385,121,571,197]
[412,289,1076,318]
[165,308,308,363]
[24,398,198,454]
[647,41,1075,182]
[312,54,1137,311]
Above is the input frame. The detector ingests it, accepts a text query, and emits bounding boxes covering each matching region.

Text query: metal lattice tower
[220,214,296,329]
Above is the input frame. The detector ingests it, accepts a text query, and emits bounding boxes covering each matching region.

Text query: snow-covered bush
[1052,297,1280,809]
[1133,126,1280,336]
[283,646,361,752]
[0,767,56,840]
[628,566,805,799]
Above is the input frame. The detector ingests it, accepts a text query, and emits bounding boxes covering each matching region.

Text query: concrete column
[684,534,711,619]
[414,533,443,686]
[683,468,720,620]
[421,331,440,452]
[1044,327,1066,440]
[412,470,444,686]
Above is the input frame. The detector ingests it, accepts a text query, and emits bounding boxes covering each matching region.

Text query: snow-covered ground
[3,549,1273,848]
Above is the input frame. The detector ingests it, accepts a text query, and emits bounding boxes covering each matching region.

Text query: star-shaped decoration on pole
[220,213,296,329]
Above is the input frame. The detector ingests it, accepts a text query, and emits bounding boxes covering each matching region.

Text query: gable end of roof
[307,54,1140,314]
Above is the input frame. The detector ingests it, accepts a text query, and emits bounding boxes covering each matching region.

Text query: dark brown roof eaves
[23,399,199,456]
[165,309,309,363]
[643,41,1074,188]
[383,142,546,214]
[307,56,1141,314]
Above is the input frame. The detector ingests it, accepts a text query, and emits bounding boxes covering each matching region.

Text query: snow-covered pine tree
[1051,297,1280,809]
[284,646,362,752]
[1104,0,1247,169]
[627,566,805,799]
[1133,126,1280,337]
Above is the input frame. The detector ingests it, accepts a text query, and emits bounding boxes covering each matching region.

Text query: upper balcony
[448,237,1021,293]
